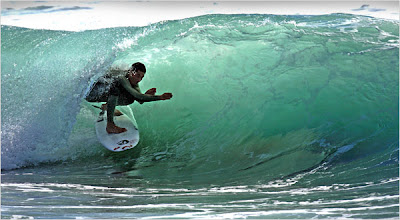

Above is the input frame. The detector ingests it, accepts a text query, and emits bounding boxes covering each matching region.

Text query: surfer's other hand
[145,88,157,95]
[160,93,173,100]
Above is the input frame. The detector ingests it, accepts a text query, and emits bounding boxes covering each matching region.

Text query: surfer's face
[132,70,145,84]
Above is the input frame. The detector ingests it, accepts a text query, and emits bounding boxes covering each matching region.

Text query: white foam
[1,1,398,31]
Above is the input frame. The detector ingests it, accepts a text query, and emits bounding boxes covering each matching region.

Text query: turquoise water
[1,14,399,218]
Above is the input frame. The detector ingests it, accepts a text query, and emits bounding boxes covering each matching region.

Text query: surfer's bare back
[85,62,173,134]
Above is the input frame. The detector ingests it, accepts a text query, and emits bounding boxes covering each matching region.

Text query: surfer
[85,62,173,134]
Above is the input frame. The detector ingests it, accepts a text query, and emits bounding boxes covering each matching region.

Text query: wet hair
[130,62,146,73]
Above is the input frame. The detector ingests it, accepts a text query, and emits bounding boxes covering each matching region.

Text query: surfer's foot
[106,123,127,134]
[101,104,123,116]
[114,110,123,116]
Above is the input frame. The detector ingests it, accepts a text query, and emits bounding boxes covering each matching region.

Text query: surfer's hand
[160,93,173,100]
[145,88,156,95]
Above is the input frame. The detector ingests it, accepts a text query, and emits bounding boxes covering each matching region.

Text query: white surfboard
[95,108,139,152]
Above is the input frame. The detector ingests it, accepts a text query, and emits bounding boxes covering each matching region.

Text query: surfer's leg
[117,89,135,106]
[106,95,127,134]
[104,85,125,116]
[101,103,123,116]
[101,87,133,117]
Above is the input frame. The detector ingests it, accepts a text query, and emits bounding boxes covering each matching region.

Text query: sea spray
[1,26,153,169]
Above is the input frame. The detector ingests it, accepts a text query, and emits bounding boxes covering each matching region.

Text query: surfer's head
[129,62,146,84]
[130,62,146,73]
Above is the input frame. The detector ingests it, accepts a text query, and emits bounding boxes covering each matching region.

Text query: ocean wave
[1,14,398,183]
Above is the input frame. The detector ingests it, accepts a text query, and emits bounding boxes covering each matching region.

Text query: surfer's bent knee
[117,96,135,106]
[117,90,135,106]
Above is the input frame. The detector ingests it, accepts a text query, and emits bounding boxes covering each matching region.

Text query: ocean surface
[1,14,399,219]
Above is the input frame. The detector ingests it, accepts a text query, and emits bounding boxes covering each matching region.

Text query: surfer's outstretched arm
[119,76,172,102]
[134,86,157,104]
[133,84,145,105]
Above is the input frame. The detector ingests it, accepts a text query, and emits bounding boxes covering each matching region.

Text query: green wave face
[1,14,398,183]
